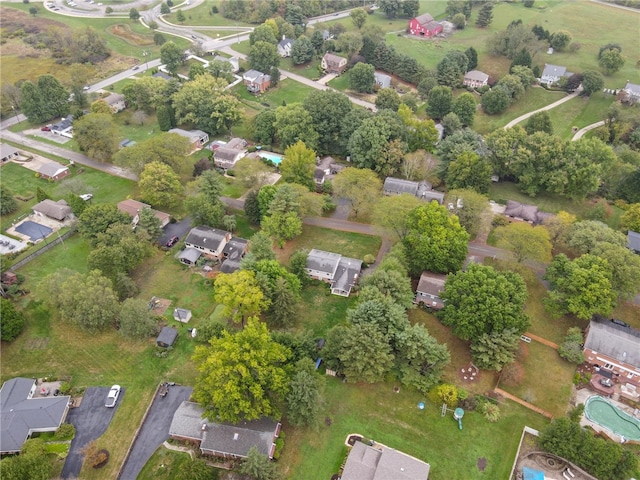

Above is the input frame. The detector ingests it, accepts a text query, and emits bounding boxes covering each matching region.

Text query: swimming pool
[15,220,53,242]
[258,151,283,165]
[584,395,640,441]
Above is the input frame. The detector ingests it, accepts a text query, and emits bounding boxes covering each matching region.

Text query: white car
[79,193,93,201]
[105,385,121,407]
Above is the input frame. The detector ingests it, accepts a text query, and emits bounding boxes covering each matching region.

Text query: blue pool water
[258,152,283,165]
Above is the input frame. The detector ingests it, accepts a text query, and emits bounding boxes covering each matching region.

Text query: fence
[9,228,77,271]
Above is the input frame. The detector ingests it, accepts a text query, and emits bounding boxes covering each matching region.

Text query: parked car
[79,193,93,201]
[41,126,51,131]
[105,385,120,408]
[132,65,139,70]
[166,236,179,247]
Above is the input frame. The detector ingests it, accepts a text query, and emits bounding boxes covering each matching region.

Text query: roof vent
[233,433,239,440]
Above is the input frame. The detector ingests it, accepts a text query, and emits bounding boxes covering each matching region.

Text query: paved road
[572,120,605,140]
[0,130,138,181]
[503,86,583,130]
[62,387,124,479]
[118,385,192,480]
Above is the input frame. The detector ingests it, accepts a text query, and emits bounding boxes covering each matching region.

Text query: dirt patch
[107,24,154,47]
[24,337,51,350]
[149,297,172,316]
[0,6,68,34]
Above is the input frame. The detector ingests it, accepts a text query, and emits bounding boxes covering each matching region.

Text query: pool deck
[576,389,640,443]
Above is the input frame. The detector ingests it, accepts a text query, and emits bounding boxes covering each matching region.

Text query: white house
[277,37,294,57]
[305,249,362,297]
[103,93,126,113]
[623,82,640,102]
[374,72,392,88]
[540,64,572,86]
[168,128,209,153]
[463,70,489,88]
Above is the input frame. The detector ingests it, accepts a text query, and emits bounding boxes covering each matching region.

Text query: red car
[166,236,179,247]
[41,126,51,131]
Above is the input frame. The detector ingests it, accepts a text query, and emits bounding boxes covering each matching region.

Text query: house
[504,200,554,225]
[383,177,445,204]
[222,236,248,262]
[220,259,241,273]
[168,128,210,153]
[341,440,430,480]
[173,308,192,323]
[0,143,19,163]
[103,93,126,113]
[243,70,271,94]
[314,168,326,187]
[622,82,640,103]
[374,72,392,89]
[463,70,489,88]
[212,55,240,73]
[277,37,294,57]
[152,71,173,81]
[408,12,442,37]
[305,249,362,297]
[156,326,178,348]
[169,401,281,459]
[32,199,72,221]
[583,316,640,388]
[628,231,640,254]
[0,377,71,454]
[117,199,171,227]
[213,137,247,170]
[184,226,232,259]
[322,30,332,41]
[51,115,73,138]
[540,64,573,86]
[414,271,447,310]
[37,161,70,181]
[321,53,347,74]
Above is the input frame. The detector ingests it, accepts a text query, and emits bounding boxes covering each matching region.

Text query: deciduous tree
[440,264,530,340]
[0,187,18,215]
[446,151,492,194]
[581,70,605,96]
[248,41,280,74]
[347,110,405,172]
[0,298,26,342]
[280,141,316,190]
[214,271,269,326]
[78,203,130,244]
[591,242,640,301]
[426,86,453,120]
[115,132,191,176]
[349,62,375,93]
[372,194,422,240]
[274,103,318,150]
[160,41,185,73]
[598,48,625,75]
[494,222,552,263]
[118,298,157,339]
[350,7,368,29]
[73,113,119,162]
[565,220,627,255]
[303,90,352,155]
[525,111,553,135]
[333,167,382,218]
[139,162,183,207]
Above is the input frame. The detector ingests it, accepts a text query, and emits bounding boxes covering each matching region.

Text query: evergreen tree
[475,3,494,28]
[464,47,478,70]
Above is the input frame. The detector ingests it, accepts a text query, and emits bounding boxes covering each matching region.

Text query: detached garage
[156,327,178,348]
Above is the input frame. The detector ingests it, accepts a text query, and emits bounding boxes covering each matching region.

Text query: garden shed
[173,308,192,323]
[156,327,178,348]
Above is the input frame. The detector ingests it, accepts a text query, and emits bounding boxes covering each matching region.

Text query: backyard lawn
[545,92,615,140]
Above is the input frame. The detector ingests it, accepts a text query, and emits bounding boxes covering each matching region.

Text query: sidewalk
[503,86,583,130]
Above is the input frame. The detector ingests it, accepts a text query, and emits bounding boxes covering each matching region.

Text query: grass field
[282,377,549,480]
[545,92,615,139]
[137,446,224,480]
[163,0,253,27]
[297,284,357,335]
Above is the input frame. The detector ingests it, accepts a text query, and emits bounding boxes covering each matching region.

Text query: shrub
[55,423,76,439]
[105,6,112,13]
[478,401,501,422]
[491,215,510,227]
[558,327,585,364]
[363,254,376,267]
[428,384,459,408]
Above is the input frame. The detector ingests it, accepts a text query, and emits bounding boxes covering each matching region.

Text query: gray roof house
[463,70,489,88]
[213,138,247,170]
[383,178,444,204]
[156,326,178,348]
[583,316,640,388]
[168,128,209,152]
[169,401,281,459]
[306,249,362,297]
[32,199,72,221]
[540,64,573,86]
[341,440,430,480]
[623,82,640,100]
[374,72,392,89]
[178,248,202,266]
[222,236,248,261]
[103,93,126,113]
[414,271,447,310]
[277,37,294,57]
[220,259,241,273]
[38,161,70,181]
[184,226,232,258]
[0,377,71,454]
[0,143,19,163]
[628,231,640,254]
[51,115,74,138]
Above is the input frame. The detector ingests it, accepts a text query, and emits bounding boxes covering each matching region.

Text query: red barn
[408,13,443,37]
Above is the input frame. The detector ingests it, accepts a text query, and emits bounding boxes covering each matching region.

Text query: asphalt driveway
[158,217,192,247]
[118,385,193,480]
[61,387,125,479]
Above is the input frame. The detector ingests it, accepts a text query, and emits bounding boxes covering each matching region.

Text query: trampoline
[584,395,640,441]
[15,221,53,241]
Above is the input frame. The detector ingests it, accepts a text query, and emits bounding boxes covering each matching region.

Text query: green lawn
[545,92,615,139]
[279,57,323,80]
[233,79,318,111]
[297,284,357,335]
[473,87,567,135]
[164,0,252,27]
[499,341,576,418]
[283,377,549,480]
[137,446,224,480]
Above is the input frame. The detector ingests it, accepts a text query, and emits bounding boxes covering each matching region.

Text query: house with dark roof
[156,326,178,348]
[213,138,247,170]
[583,316,640,388]
[222,236,248,262]
[504,200,554,225]
[169,401,281,459]
[168,128,210,153]
[51,115,74,138]
[243,70,271,94]
[0,377,71,454]
[38,161,69,181]
[117,199,171,227]
[414,271,447,310]
[32,199,72,221]
[408,12,442,37]
[277,37,294,57]
[463,70,489,88]
[0,143,19,163]
[321,53,347,74]
[341,440,430,480]
[152,71,173,81]
[383,178,445,204]
[628,231,640,254]
[540,64,573,86]
[314,167,326,187]
[306,249,362,297]
[184,226,231,259]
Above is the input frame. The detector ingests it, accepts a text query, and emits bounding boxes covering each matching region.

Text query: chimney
[282,34,285,41]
